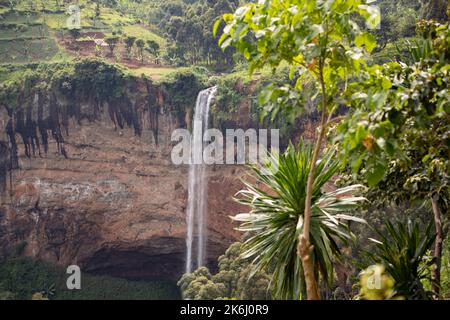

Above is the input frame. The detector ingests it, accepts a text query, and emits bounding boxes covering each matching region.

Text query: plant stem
[298,67,329,300]
[431,194,443,299]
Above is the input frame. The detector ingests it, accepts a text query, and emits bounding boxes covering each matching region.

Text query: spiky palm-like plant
[367,220,436,300]
[233,141,366,299]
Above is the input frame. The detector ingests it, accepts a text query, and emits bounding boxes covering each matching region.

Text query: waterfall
[185,86,217,274]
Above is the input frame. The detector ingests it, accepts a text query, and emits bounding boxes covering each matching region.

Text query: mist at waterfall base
[185,86,217,274]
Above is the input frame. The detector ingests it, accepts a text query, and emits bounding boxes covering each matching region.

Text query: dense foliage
[178,242,271,300]
[335,22,450,192]
[0,249,180,300]
[217,0,449,300]
[157,0,239,67]
[218,0,382,299]
[366,220,436,299]
[334,20,450,297]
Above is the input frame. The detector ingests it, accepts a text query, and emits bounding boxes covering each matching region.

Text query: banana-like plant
[233,141,366,299]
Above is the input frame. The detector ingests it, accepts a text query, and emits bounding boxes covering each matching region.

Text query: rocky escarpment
[0,112,244,280]
[0,60,321,281]
[0,61,243,280]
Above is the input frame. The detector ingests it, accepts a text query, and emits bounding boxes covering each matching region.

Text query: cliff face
[0,61,319,281]
[0,105,244,280]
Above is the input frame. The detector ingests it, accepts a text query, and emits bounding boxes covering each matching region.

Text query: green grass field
[122,24,166,47]
[0,1,166,65]
[0,23,49,39]
[126,65,178,80]
[0,10,39,23]
[0,38,60,63]
[0,16,64,64]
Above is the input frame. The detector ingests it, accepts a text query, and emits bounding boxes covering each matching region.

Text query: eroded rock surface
[0,111,243,280]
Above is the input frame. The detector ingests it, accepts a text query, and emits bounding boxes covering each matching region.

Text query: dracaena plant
[367,219,436,300]
[233,140,366,299]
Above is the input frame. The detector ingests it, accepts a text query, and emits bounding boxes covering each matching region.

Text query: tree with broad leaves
[145,40,160,63]
[124,35,136,58]
[135,38,145,63]
[178,242,272,300]
[105,35,120,57]
[217,0,380,299]
[334,20,450,298]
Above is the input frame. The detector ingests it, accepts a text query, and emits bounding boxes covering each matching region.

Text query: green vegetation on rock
[178,242,271,300]
[0,250,180,300]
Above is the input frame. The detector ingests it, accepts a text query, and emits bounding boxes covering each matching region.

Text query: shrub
[366,220,436,300]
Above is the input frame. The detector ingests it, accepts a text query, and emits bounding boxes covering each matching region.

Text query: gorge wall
[0,61,246,281]
[0,106,244,280]
[0,60,317,281]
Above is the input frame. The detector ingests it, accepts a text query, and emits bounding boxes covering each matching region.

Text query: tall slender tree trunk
[297,69,328,300]
[431,195,443,299]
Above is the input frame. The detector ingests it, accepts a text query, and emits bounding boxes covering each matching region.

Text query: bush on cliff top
[0,59,209,109]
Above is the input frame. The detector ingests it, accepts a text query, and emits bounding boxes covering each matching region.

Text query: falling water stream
[185,86,217,274]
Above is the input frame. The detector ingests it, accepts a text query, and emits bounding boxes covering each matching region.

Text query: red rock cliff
[0,105,244,280]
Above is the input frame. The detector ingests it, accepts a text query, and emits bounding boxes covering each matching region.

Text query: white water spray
[185,86,217,274]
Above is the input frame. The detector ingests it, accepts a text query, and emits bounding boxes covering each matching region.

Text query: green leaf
[355,32,377,53]
[221,37,233,50]
[367,162,387,187]
[381,77,392,90]
[218,33,228,46]
[213,18,222,37]
[233,140,366,299]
